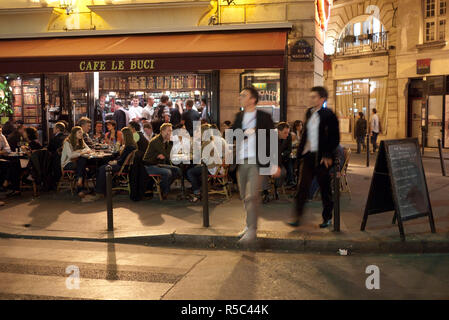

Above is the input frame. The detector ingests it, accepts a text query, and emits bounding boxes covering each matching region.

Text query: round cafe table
[82,151,114,183]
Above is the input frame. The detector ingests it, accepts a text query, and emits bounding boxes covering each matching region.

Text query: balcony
[334,32,389,57]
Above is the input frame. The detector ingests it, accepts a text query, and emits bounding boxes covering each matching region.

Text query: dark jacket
[116,145,136,167]
[94,101,109,125]
[47,132,67,153]
[142,134,173,166]
[113,108,127,131]
[128,151,151,201]
[297,106,340,162]
[29,140,43,151]
[170,107,182,126]
[136,131,148,155]
[30,148,52,191]
[355,117,367,137]
[231,109,275,168]
[7,131,24,152]
[279,133,292,165]
[182,109,201,136]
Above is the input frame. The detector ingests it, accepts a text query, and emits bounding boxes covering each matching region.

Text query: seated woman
[24,127,42,151]
[85,127,137,201]
[104,120,123,149]
[61,126,93,198]
[91,121,105,144]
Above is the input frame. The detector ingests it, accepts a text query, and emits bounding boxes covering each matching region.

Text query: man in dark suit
[287,86,340,229]
[112,100,127,131]
[231,86,280,244]
[47,122,67,153]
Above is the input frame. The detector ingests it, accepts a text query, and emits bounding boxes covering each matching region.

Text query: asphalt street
[0,238,447,300]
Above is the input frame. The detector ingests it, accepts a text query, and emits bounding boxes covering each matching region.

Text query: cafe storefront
[0,27,289,144]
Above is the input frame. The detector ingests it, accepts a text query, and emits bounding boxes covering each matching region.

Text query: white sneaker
[238,226,248,238]
[238,229,257,244]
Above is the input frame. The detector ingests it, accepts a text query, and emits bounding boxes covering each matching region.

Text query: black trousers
[294,152,333,222]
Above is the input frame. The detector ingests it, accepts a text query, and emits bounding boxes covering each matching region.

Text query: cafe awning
[0,31,287,73]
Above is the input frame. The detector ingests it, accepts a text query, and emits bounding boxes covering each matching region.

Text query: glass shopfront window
[335,77,388,140]
[240,70,281,123]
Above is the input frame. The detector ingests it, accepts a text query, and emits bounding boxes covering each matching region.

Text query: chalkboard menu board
[361,138,436,240]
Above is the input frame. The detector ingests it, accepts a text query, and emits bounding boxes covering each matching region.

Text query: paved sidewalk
[0,151,448,253]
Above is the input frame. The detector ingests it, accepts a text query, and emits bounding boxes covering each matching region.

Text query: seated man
[143,123,181,200]
[77,117,94,148]
[47,122,67,153]
[185,124,229,203]
[261,122,290,202]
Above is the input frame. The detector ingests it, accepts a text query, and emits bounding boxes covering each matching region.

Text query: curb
[1,231,449,254]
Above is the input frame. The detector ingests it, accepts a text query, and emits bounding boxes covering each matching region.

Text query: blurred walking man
[287,86,340,229]
[231,86,280,244]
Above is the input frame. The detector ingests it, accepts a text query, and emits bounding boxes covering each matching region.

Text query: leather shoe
[319,219,332,228]
[285,220,300,227]
[6,191,20,198]
[238,226,248,238]
[238,229,256,244]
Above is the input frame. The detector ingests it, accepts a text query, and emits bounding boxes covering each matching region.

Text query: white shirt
[303,108,320,155]
[0,133,10,153]
[142,105,154,120]
[61,140,90,169]
[238,110,257,161]
[371,114,380,133]
[128,106,143,121]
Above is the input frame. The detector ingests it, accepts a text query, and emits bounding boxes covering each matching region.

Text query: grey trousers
[237,163,263,232]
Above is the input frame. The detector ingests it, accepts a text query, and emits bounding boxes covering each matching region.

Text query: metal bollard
[333,156,341,232]
[366,133,370,167]
[421,127,426,156]
[106,165,114,231]
[438,139,446,176]
[201,162,210,227]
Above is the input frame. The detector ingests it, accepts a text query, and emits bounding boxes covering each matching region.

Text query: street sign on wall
[289,39,314,62]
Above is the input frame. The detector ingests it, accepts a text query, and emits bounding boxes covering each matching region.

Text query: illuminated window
[439,19,446,39]
[424,0,447,42]
[426,21,436,41]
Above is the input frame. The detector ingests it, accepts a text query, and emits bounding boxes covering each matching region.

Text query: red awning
[0,31,287,73]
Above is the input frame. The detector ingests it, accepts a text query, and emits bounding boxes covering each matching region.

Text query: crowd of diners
[0,93,313,205]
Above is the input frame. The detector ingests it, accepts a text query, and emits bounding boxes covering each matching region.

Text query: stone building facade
[325,0,449,148]
[324,0,400,144]
[0,0,328,130]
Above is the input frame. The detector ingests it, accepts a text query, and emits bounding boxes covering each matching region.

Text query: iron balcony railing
[334,31,389,56]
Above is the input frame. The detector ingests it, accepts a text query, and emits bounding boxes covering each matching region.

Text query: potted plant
[0,80,13,124]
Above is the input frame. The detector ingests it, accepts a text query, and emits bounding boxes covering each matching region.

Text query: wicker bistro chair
[111,150,136,195]
[57,169,77,195]
[339,147,352,198]
[147,174,163,201]
[207,164,231,200]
